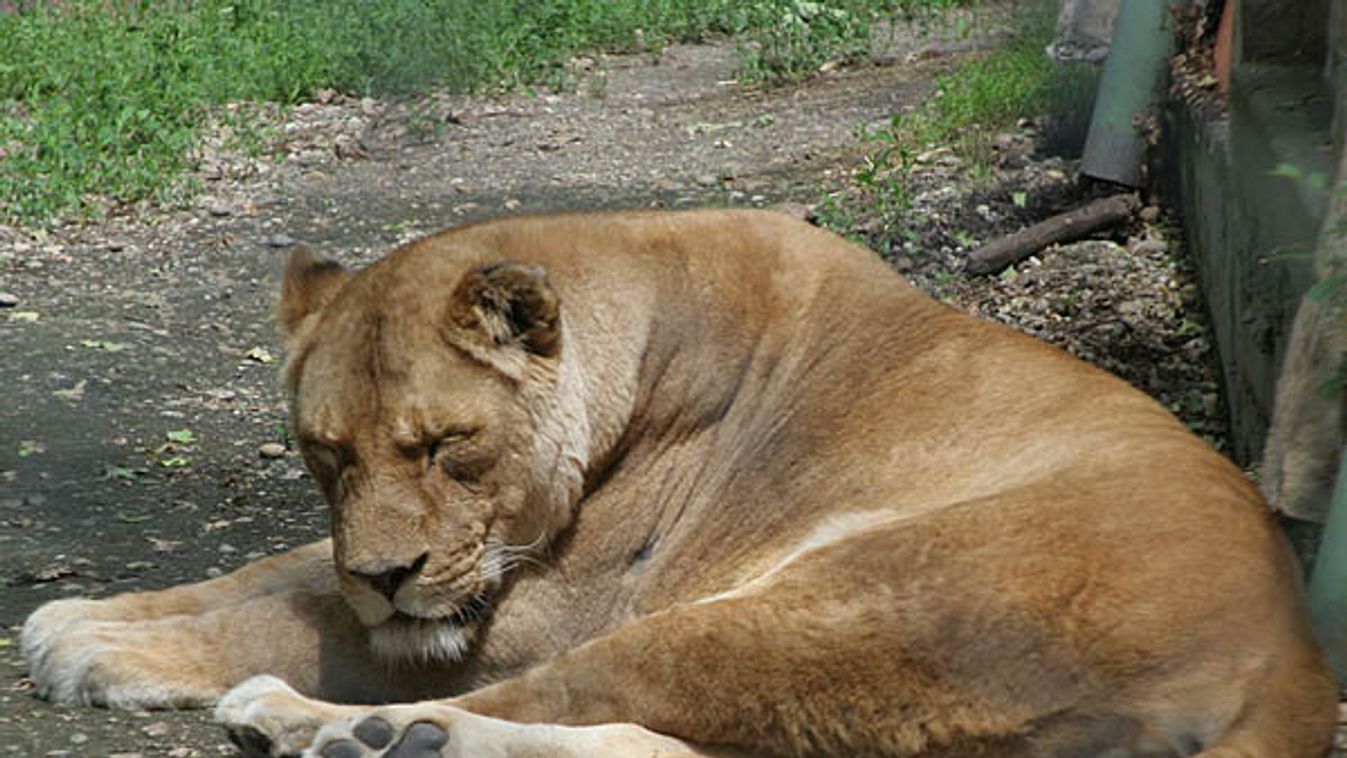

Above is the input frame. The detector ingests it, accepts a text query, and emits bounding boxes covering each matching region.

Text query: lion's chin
[368,614,480,663]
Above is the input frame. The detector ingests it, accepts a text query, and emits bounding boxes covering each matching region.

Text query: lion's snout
[347,552,428,602]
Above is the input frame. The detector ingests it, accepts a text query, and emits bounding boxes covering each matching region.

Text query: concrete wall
[1167,0,1337,466]
[1238,0,1329,64]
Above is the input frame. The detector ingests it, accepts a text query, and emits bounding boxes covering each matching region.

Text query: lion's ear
[448,262,560,357]
[278,245,350,344]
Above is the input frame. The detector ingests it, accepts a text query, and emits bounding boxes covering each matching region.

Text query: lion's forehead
[292,349,506,449]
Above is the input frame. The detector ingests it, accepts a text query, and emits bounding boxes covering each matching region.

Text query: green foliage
[825,2,1093,235]
[737,0,978,82]
[0,0,967,225]
[888,7,1075,165]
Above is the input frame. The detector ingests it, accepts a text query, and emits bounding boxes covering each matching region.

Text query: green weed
[825,2,1097,237]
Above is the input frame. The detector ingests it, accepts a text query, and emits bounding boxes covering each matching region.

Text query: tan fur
[23,210,1335,758]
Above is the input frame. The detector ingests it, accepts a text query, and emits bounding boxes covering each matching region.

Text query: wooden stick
[966,193,1140,275]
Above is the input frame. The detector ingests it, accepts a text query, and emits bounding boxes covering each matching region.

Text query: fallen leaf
[7,311,38,322]
[17,440,45,457]
[149,537,182,553]
[103,465,146,480]
[117,512,152,523]
[53,379,87,401]
[23,564,73,583]
[80,339,129,352]
[165,429,197,445]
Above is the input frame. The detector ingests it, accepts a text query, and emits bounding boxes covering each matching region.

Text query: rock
[208,203,232,217]
[503,198,522,211]
[106,240,127,252]
[1130,239,1168,257]
[771,202,815,222]
[265,233,298,248]
[258,442,288,459]
[695,174,719,188]
[1139,205,1161,223]
[0,292,18,308]
[142,722,170,737]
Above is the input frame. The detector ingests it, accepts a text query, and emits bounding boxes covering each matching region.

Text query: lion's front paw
[216,675,358,758]
[21,597,112,671]
[26,618,221,708]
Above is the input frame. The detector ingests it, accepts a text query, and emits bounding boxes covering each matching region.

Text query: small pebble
[208,204,232,217]
[106,240,127,252]
[1139,205,1161,223]
[770,202,815,222]
[258,442,288,459]
[265,233,297,248]
[1130,239,1168,256]
[0,293,18,308]
[68,734,88,746]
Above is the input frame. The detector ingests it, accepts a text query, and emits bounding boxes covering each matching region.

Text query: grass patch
[818,3,1098,233]
[737,0,979,82]
[0,0,974,227]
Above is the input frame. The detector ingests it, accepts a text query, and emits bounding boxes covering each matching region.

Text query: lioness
[22,210,1335,758]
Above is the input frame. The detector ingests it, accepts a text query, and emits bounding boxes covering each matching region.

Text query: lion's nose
[350,553,428,602]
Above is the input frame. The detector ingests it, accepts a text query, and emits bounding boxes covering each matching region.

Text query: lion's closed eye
[428,430,489,481]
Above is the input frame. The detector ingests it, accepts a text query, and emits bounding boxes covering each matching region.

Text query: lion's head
[277,241,592,662]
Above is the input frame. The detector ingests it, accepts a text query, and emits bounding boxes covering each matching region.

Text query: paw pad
[352,716,393,749]
[319,719,448,758]
[320,740,365,758]
[387,722,449,758]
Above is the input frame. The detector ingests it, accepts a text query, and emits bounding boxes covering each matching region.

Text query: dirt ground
[0,14,1318,758]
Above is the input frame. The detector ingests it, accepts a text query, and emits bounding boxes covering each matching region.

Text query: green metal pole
[1081,0,1182,187]
[1309,448,1347,678]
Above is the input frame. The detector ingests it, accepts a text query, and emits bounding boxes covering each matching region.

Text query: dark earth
[0,13,1334,758]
